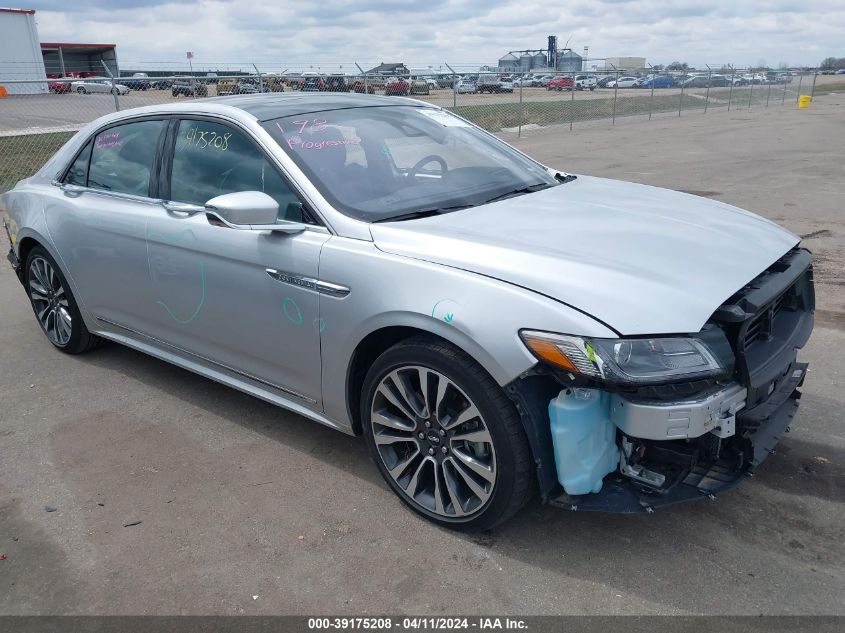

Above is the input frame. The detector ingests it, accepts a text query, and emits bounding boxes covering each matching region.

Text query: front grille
[743,287,790,347]
[710,248,814,409]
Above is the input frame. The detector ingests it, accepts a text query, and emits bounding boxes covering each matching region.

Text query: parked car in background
[408,78,430,95]
[171,77,208,97]
[2,94,815,530]
[547,76,574,91]
[498,78,514,93]
[152,78,173,89]
[48,79,71,94]
[538,75,555,87]
[436,75,458,88]
[837,68,845,75]
[637,75,673,89]
[477,74,504,93]
[385,78,410,96]
[607,76,639,88]
[71,78,130,95]
[455,79,477,94]
[349,80,376,94]
[122,73,151,91]
[324,75,349,92]
[205,72,219,84]
[596,75,616,88]
[300,77,326,92]
[574,74,597,90]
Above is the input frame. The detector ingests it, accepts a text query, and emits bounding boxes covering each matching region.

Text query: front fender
[318,237,615,430]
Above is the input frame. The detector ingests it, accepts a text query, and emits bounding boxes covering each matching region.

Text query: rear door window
[87,120,164,196]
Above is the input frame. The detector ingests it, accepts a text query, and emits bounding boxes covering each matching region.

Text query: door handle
[162,201,205,218]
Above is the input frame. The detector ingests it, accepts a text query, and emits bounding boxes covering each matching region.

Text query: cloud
[29,0,845,69]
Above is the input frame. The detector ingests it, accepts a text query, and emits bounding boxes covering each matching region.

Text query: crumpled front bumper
[548,360,808,514]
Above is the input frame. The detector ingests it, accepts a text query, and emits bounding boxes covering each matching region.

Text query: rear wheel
[361,336,533,530]
[76,86,86,94]
[25,247,102,354]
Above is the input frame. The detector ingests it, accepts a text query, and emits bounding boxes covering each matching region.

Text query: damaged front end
[510,248,815,513]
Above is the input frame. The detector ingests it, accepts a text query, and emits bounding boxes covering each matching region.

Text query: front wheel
[77,87,86,94]
[111,87,119,95]
[361,336,533,530]
[25,246,103,354]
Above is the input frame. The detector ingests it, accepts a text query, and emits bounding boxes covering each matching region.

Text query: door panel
[143,212,329,404]
[141,116,329,406]
[44,119,166,330]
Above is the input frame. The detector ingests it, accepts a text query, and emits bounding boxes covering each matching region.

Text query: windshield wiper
[373,205,471,223]
[481,182,554,205]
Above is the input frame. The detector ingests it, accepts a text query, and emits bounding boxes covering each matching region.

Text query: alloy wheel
[370,365,497,519]
[28,256,72,346]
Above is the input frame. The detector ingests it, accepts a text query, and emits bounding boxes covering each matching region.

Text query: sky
[27,0,845,70]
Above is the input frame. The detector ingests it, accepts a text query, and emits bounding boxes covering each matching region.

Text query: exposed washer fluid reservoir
[549,388,619,495]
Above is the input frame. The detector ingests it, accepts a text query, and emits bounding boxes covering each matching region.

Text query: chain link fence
[2,59,843,193]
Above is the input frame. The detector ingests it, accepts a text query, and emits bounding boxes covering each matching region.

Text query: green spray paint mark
[584,342,598,364]
[313,317,326,333]
[156,262,206,324]
[283,297,303,325]
[443,313,454,323]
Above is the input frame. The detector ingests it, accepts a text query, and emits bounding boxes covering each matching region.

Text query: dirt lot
[0,94,843,615]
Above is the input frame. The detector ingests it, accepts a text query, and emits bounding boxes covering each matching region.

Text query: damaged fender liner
[548,388,801,514]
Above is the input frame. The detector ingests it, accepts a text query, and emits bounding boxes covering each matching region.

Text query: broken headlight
[520,330,732,385]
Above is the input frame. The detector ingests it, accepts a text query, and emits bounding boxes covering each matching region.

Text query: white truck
[574,74,598,91]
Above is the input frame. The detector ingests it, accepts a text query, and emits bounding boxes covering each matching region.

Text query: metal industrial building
[497,36,583,73]
[605,56,647,71]
[41,42,118,77]
[0,7,118,95]
[0,7,47,94]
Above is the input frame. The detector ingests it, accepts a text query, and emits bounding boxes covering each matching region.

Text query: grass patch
[451,88,792,131]
[0,131,75,193]
[807,84,845,97]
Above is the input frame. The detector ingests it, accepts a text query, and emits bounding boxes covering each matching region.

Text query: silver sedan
[70,77,130,95]
[1,94,814,528]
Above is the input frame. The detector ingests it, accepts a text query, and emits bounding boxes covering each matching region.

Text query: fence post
[810,72,817,99]
[766,79,772,107]
[445,63,457,110]
[678,71,685,117]
[610,64,618,125]
[796,73,803,104]
[100,60,120,111]
[782,73,788,104]
[354,63,367,94]
[253,64,264,92]
[647,63,655,120]
[569,71,575,131]
[704,65,711,113]
[748,74,754,109]
[727,66,735,111]
[518,73,524,138]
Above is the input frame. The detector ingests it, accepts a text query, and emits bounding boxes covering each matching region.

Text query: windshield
[262,106,557,222]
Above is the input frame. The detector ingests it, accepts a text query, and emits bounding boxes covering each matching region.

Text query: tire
[77,87,86,94]
[25,246,103,354]
[361,336,533,530]
[111,88,118,96]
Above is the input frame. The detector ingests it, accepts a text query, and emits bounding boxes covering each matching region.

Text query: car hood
[370,175,799,335]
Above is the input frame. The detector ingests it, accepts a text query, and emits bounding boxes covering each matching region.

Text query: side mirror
[205,191,279,225]
[204,191,305,234]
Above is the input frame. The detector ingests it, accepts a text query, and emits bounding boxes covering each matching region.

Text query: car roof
[90,93,436,128]
[194,93,430,121]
